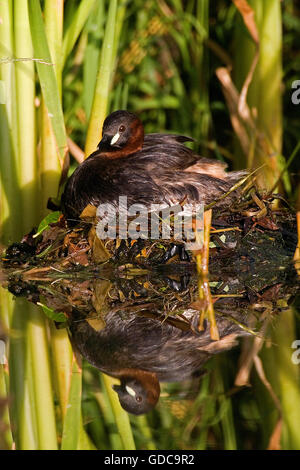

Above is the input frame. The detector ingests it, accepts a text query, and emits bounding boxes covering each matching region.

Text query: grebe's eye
[119,125,126,133]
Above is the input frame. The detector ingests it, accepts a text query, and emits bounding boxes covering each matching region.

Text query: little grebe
[61,110,246,222]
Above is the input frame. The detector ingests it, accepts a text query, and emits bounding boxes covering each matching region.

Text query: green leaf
[28,0,67,160]
[37,302,66,323]
[85,0,118,156]
[62,0,97,67]
[33,211,61,238]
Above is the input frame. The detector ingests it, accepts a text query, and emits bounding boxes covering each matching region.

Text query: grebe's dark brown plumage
[61,110,246,222]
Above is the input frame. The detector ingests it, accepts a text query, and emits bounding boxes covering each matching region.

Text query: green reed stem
[77,414,97,450]
[28,0,67,162]
[234,0,284,189]
[0,364,13,449]
[85,0,118,156]
[9,302,38,449]
[83,0,105,121]
[62,0,96,67]
[61,356,82,450]
[269,310,300,449]
[96,388,123,449]
[0,0,21,242]
[135,415,156,450]
[27,305,57,449]
[50,325,72,417]
[15,0,36,232]
[39,0,64,211]
[12,1,58,450]
[215,360,237,450]
[101,373,136,450]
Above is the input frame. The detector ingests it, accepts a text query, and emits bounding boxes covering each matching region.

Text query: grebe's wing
[150,169,248,207]
[141,133,229,178]
[144,133,194,146]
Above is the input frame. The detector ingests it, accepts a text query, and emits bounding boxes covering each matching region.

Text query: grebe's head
[112,369,160,415]
[98,110,144,157]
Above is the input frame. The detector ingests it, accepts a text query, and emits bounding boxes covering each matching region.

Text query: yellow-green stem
[234,0,283,189]
[15,0,37,232]
[101,373,136,450]
[40,0,64,212]
[0,0,21,242]
[85,0,118,156]
[27,305,57,450]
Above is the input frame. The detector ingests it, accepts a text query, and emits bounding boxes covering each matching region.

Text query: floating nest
[2,187,297,270]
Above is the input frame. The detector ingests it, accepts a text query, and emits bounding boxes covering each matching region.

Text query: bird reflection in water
[68,277,248,415]
[6,261,295,415]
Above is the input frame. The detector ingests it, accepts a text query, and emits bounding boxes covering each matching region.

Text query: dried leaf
[92,280,112,316]
[232,0,260,116]
[67,137,85,164]
[256,217,279,231]
[216,67,254,156]
[201,333,239,354]
[235,320,268,386]
[261,284,282,301]
[293,213,300,275]
[190,299,208,311]
[216,0,261,164]
[232,0,259,44]
[267,418,283,451]
[86,314,106,332]
[80,204,97,219]
[88,226,111,263]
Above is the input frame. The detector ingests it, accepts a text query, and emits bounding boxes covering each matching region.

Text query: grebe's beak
[112,383,136,398]
[99,134,111,146]
[99,133,122,149]
[110,132,120,146]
